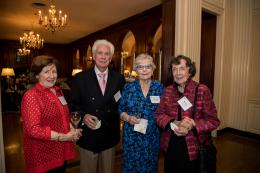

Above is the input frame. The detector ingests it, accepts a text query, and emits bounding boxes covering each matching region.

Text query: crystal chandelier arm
[38,10,43,22]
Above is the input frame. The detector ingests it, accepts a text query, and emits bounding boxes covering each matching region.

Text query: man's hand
[83,114,99,130]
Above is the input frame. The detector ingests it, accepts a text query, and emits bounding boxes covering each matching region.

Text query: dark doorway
[200,11,217,95]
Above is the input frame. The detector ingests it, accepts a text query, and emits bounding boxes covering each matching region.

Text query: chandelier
[20,31,44,49]
[17,47,30,56]
[38,3,67,33]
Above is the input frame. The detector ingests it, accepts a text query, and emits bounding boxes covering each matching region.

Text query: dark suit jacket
[69,68,125,152]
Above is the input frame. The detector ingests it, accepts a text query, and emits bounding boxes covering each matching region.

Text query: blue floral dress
[118,80,164,173]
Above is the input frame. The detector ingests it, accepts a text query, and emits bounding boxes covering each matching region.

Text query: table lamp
[1,68,15,92]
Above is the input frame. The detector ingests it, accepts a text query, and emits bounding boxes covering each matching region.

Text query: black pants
[164,134,199,173]
[46,161,67,173]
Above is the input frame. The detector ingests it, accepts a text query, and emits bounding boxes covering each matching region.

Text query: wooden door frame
[0,81,6,173]
[200,11,217,94]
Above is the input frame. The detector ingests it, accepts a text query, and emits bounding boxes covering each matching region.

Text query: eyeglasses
[136,64,152,70]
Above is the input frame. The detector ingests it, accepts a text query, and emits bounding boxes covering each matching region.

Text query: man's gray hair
[92,39,115,56]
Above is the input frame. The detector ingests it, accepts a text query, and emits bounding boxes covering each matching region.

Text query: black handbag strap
[192,84,200,119]
[192,84,200,144]
[192,84,213,144]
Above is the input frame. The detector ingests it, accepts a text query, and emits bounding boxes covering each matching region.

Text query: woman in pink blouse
[21,55,82,173]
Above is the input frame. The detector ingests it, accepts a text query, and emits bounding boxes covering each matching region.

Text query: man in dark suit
[69,39,125,173]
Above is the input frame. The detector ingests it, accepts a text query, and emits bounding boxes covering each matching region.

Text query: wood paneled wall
[0,40,71,77]
[68,5,162,73]
[161,0,175,85]
[0,4,172,82]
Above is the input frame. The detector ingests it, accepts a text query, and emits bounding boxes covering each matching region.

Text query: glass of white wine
[70,111,81,128]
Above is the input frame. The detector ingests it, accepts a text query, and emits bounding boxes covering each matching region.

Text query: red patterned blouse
[21,83,75,173]
[156,80,220,160]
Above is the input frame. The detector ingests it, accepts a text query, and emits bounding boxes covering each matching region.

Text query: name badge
[114,91,121,102]
[134,118,148,134]
[177,96,192,111]
[58,96,67,105]
[150,96,160,103]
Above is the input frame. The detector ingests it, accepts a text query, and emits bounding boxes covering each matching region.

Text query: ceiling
[0,0,161,44]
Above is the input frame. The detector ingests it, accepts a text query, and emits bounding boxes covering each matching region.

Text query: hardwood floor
[2,112,260,173]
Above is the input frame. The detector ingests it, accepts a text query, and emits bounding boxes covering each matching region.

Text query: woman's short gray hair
[133,53,156,71]
[92,39,114,56]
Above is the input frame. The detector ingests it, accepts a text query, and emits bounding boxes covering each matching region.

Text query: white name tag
[177,96,192,111]
[58,96,67,105]
[150,96,160,103]
[134,118,148,134]
[114,91,121,102]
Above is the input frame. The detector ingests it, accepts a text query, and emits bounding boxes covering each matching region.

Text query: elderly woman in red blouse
[21,55,82,173]
[156,55,220,173]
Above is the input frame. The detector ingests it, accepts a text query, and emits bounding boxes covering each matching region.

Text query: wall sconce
[87,56,93,61]
[131,71,137,78]
[121,51,129,58]
[124,70,130,77]
[1,68,15,92]
[124,70,137,82]
[72,68,82,76]
[121,51,129,74]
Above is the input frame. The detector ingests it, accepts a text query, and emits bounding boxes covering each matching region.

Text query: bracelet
[121,112,128,122]
[57,133,61,141]
[123,113,130,122]
[125,115,128,122]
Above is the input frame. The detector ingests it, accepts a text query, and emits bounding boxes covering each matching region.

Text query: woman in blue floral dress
[119,53,164,173]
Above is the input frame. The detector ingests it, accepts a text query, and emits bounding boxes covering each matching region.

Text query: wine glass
[70,111,81,128]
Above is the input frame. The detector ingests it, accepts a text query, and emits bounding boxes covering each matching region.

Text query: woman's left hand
[179,117,195,131]
[71,128,82,142]
[174,126,189,136]
[128,116,140,125]
[60,128,82,142]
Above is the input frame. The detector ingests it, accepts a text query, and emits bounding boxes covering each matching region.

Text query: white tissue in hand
[170,122,178,132]
[94,120,101,130]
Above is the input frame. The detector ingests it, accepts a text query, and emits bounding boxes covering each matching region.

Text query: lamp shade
[72,68,82,76]
[1,68,15,77]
